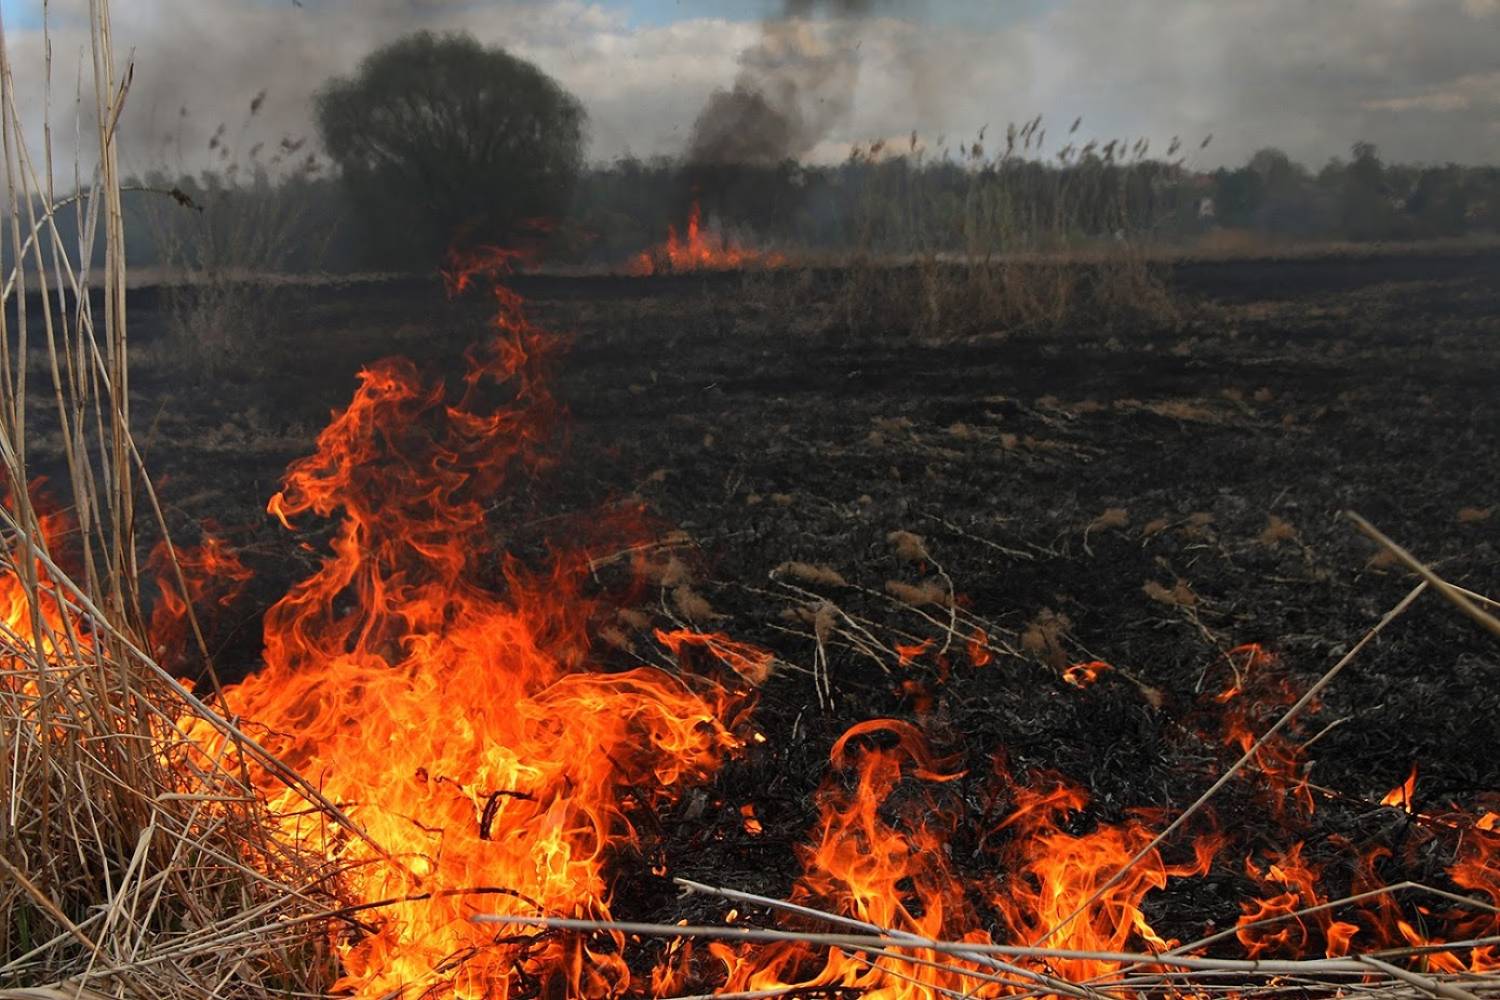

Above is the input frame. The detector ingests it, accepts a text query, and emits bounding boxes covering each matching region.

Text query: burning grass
[627,200,786,276]
[5,10,1500,1000]
[9,246,1500,997]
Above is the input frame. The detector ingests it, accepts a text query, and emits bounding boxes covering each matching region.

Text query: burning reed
[4,7,1499,1000]
[1,5,344,997]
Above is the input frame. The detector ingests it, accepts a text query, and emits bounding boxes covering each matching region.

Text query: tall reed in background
[839,119,1184,338]
[140,98,337,373]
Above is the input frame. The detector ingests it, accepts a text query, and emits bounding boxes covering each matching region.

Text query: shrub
[315,31,586,268]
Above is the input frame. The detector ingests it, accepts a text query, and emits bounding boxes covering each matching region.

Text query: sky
[4,0,1499,182]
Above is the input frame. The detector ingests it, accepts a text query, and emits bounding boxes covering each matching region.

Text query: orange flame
[967,627,994,667]
[0,492,91,666]
[895,638,934,666]
[655,628,775,685]
[1062,659,1111,687]
[1381,763,1419,813]
[1238,842,1361,958]
[200,248,759,998]
[988,772,1221,983]
[1209,644,1317,818]
[714,720,1225,997]
[627,200,785,275]
[148,528,253,670]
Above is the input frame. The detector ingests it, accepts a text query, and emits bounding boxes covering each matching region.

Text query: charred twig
[478,789,536,841]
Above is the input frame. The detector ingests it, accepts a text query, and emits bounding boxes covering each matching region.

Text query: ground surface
[29,248,1500,962]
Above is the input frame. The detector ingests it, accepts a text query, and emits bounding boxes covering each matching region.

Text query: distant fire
[627,200,785,275]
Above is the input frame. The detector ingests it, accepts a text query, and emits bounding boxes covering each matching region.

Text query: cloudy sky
[5,0,1499,180]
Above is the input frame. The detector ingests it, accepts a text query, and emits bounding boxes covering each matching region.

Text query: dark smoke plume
[687,0,874,166]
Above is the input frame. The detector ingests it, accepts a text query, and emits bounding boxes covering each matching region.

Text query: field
[7,243,1497,996]
[59,246,1481,938]
[7,1,1500,991]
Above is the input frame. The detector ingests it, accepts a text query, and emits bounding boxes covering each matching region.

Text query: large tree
[315,31,585,266]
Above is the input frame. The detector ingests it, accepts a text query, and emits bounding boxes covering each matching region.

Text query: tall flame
[202,248,754,998]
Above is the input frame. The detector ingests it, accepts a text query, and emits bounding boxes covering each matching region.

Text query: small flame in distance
[627,200,785,276]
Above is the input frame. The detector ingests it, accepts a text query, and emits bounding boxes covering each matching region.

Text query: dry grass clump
[0,564,337,995]
[1,7,337,996]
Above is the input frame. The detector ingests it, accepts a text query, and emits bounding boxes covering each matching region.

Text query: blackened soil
[26,248,1500,965]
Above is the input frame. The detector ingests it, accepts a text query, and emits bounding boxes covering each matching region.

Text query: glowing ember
[626,200,785,275]
[740,804,764,836]
[967,627,994,666]
[1062,659,1111,687]
[895,638,934,665]
[1381,762,1419,812]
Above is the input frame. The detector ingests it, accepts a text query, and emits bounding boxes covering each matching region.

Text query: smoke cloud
[686,0,876,167]
[2,0,1497,183]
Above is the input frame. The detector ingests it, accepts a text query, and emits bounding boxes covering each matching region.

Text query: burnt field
[39,245,1500,977]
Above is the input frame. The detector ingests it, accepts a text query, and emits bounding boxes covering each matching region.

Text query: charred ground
[41,246,1499,959]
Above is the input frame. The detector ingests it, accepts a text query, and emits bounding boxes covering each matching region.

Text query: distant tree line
[568,141,1500,262]
[99,140,1496,276]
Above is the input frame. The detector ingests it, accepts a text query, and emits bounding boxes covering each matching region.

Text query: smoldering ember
[1,2,1498,1000]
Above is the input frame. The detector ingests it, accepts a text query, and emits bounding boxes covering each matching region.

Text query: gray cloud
[5,0,1498,185]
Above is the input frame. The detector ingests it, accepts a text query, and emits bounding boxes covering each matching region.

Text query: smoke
[686,0,876,167]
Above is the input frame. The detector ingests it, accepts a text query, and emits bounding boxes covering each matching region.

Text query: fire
[895,637,934,665]
[14,241,1497,995]
[0,498,87,664]
[1062,659,1111,688]
[1381,762,1419,812]
[655,628,775,685]
[967,627,994,666]
[149,528,253,670]
[740,803,764,836]
[1209,643,1317,818]
[713,720,1220,998]
[192,248,758,998]
[713,719,982,997]
[986,771,1221,984]
[1238,842,1360,958]
[1451,822,1500,971]
[626,200,785,275]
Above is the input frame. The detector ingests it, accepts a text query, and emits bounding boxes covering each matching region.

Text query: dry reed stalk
[0,4,344,997]
[673,877,1097,999]
[475,911,1500,991]
[1346,511,1500,640]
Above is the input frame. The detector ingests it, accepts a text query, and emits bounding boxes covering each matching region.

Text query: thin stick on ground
[474,912,1496,982]
[674,877,1099,1000]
